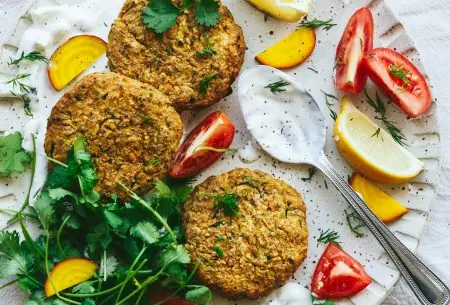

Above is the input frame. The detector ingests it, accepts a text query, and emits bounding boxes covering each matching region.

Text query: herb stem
[63,260,148,298]
[45,156,68,168]
[57,215,72,257]
[0,278,20,291]
[45,234,81,305]
[115,247,147,303]
[7,134,36,225]
[153,261,201,305]
[116,266,167,305]
[19,216,44,259]
[117,181,177,243]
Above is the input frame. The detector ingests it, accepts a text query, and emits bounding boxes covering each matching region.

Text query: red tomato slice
[150,291,194,305]
[311,243,372,299]
[335,7,374,93]
[362,48,432,118]
[169,112,235,179]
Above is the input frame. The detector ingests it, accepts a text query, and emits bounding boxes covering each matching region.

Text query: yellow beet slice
[255,28,316,69]
[48,35,107,91]
[350,173,408,223]
[45,257,98,297]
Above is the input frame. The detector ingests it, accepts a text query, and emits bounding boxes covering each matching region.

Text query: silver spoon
[237,65,449,305]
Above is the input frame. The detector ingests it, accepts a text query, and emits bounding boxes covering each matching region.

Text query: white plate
[0,0,440,304]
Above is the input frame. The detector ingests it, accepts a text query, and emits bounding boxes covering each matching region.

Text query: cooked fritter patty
[107,0,246,110]
[44,72,183,200]
[183,168,308,299]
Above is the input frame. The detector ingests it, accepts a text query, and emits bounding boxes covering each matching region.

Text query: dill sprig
[265,80,290,94]
[318,229,342,247]
[22,95,33,117]
[345,209,366,238]
[301,167,317,182]
[199,72,219,95]
[299,18,337,31]
[8,51,49,66]
[388,64,410,87]
[370,127,382,140]
[196,36,216,59]
[322,90,339,121]
[5,74,35,94]
[364,90,408,146]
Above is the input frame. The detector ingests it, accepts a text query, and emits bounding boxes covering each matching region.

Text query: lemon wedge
[334,97,423,184]
[247,0,312,22]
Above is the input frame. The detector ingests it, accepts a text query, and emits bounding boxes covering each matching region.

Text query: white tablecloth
[1,0,449,304]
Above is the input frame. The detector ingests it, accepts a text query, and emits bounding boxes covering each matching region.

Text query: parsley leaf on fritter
[142,0,182,34]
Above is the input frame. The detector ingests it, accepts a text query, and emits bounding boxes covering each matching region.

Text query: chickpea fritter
[183,168,308,299]
[44,72,182,200]
[107,0,246,110]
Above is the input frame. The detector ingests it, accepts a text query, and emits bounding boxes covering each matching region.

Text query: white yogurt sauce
[238,65,326,165]
[267,282,313,305]
[0,0,124,207]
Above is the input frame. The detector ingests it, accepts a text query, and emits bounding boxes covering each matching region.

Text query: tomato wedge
[335,7,374,93]
[311,243,372,299]
[362,48,432,118]
[169,112,235,179]
[150,290,194,305]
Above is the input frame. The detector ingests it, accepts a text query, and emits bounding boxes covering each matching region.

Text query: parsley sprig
[8,51,49,66]
[142,0,220,34]
[299,18,337,31]
[345,209,366,238]
[0,137,212,305]
[365,90,408,146]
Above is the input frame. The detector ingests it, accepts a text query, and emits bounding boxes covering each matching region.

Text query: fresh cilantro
[142,0,182,34]
[142,0,220,34]
[159,244,191,266]
[214,245,223,257]
[196,36,216,59]
[195,0,220,27]
[0,132,32,176]
[212,193,239,217]
[311,295,336,305]
[72,282,96,294]
[99,254,118,280]
[185,286,212,305]
[199,72,218,95]
[131,221,160,245]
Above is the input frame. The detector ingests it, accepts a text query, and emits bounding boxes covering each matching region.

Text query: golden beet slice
[45,257,98,297]
[255,28,316,69]
[48,35,106,91]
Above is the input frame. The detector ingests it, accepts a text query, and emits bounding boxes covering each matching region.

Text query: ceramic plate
[0,0,440,304]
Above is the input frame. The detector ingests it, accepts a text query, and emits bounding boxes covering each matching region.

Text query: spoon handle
[317,154,450,305]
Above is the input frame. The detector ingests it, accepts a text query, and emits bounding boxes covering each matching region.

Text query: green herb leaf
[195,0,220,27]
[34,190,56,232]
[213,193,239,217]
[299,18,337,31]
[159,244,190,266]
[131,221,160,245]
[0,132,32,177]
[265,80,290,94]
[8,51,49,66]
[99,254,118,280]
[214,245,223,257]
[317,229,342,247]
[81,299,96,305]
[185,286,212,305]
[142,0,182,34]
[72,282,96,294]
[196,36,216,59]
[199,72,218,95]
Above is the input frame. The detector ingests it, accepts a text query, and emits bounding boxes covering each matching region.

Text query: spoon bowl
[238,65,450,305]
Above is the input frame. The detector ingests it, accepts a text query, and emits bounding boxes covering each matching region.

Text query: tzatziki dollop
[238,65,326,165]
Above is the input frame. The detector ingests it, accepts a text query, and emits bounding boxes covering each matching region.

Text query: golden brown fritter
[107,0,246,110]
[183,168,308,299]
[44,72,183,200]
